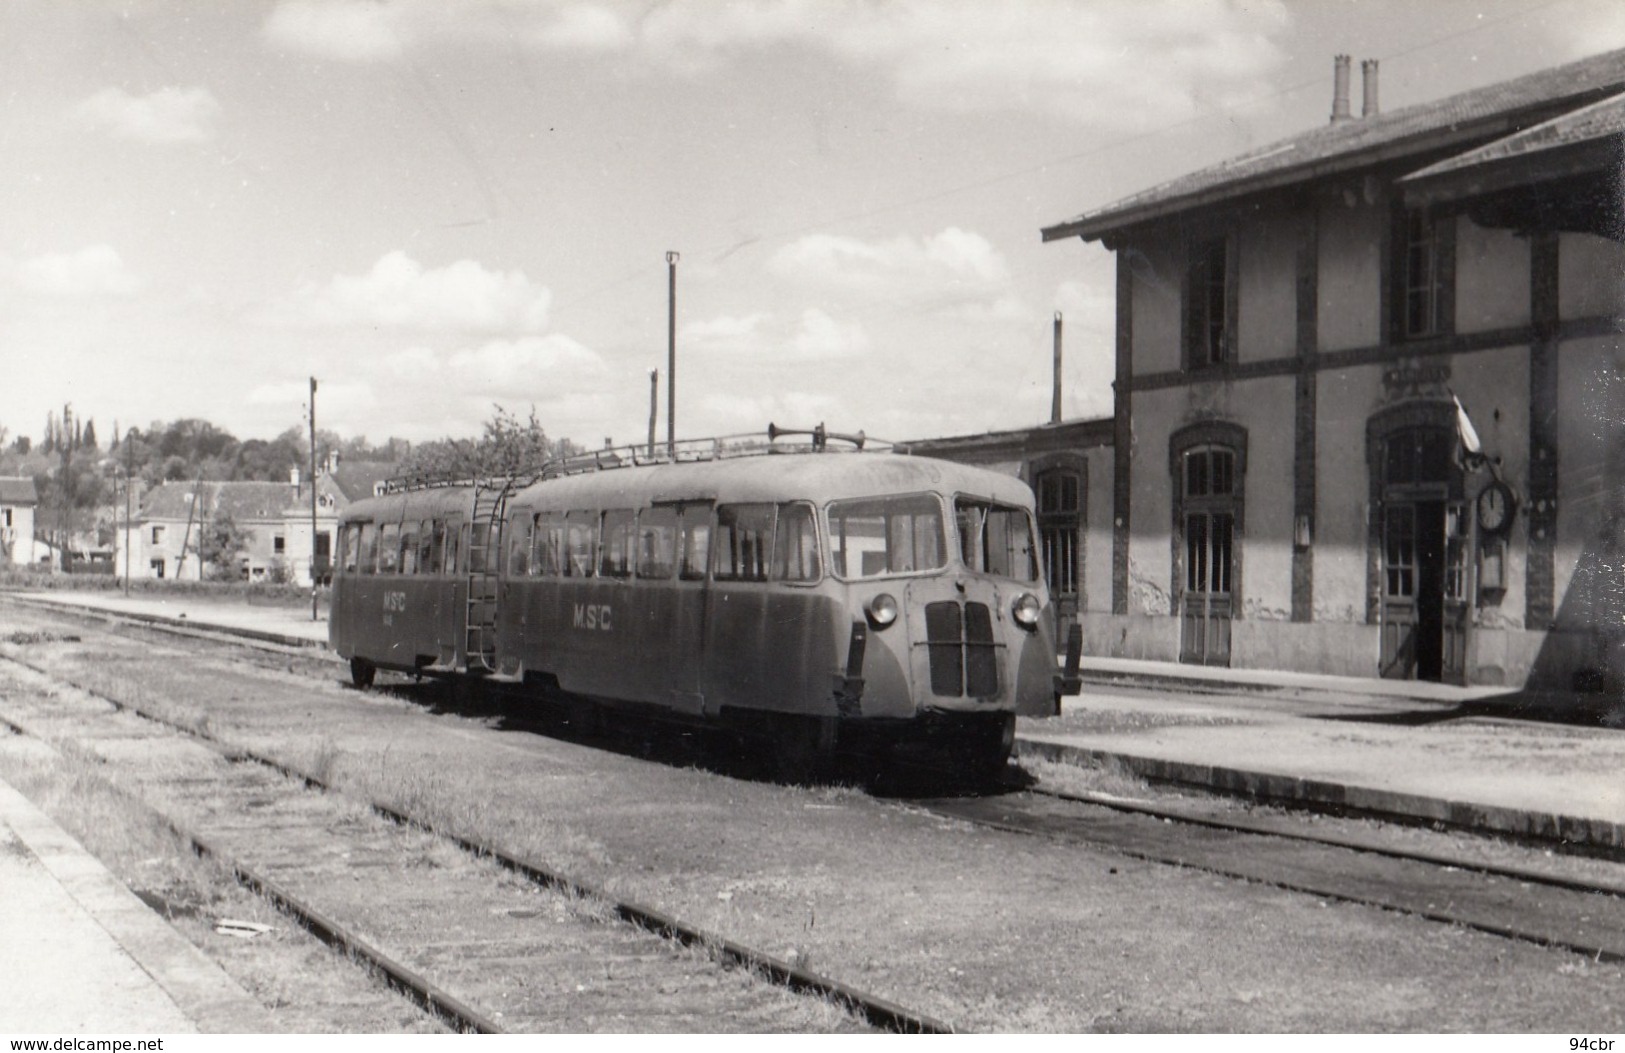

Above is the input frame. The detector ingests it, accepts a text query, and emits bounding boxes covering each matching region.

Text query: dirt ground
[4,603,1625,1032]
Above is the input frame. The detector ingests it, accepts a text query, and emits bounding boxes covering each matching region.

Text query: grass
[1021,753,1154,799]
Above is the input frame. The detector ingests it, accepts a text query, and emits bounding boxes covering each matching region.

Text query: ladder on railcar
[463,482,510,673]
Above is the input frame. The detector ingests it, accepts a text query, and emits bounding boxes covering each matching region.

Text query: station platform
[0,772,271,1034]
[8,590,1625,855]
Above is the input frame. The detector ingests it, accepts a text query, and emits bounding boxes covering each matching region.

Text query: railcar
[330,430,1078,775]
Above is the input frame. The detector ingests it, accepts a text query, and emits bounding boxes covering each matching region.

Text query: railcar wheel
[959,713,1015,781]
[768,714,836,784]
[349,658,376,689]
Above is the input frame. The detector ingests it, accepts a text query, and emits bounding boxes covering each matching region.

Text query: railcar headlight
[1012,592,1041,630]
[866,593,899,628]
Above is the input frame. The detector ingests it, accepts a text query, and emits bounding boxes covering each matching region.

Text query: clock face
[1478,482,1512,534]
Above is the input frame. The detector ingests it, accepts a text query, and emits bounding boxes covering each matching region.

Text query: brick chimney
[1330,54,1352,124]
[1361,59,1380,117]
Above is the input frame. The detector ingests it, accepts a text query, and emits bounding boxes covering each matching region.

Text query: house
[1040,51,1625,692]
[118,470,347,585]
[0,477,40,567]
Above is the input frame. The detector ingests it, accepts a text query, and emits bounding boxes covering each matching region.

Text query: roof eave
[1041,94,1622,245]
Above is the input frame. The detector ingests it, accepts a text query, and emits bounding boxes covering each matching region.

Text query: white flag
[1453,394,1482,456]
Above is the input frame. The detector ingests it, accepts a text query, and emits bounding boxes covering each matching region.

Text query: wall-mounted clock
[1477,480,1516,536]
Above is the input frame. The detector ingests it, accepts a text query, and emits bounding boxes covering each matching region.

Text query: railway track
[0,652,947,1033]
[10,599,1625,1030]
[913,785,1625,963]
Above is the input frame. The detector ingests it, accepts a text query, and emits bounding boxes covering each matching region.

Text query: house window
[150,559,165,578]
[151,525,165,545]
[1185,236,1231,369]
[273,534,286,554]
[1401,210,1451,339]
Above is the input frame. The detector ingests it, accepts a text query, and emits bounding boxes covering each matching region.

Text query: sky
[4,0,1623,454]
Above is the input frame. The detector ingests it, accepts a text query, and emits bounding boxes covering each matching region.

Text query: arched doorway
[1171,421,1246,667]
[1367,404,1468,683]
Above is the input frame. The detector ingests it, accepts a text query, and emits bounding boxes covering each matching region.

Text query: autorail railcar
[329,428,1083,776]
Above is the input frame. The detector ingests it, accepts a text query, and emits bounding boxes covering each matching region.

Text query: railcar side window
[378,522,400,574]
[954,498,1039,582]
[772,502,821,582]
[637,507,677,579]
[826,494,944,578]
[418,520,434,575]
[429,521,446,575]
[447,523,463,577]
[358,523,377,574]
[508,514,532,576]
[341,524,359,574]
[714,504,775,582]
[533,514,563,576]
[679,507,711,581]
[565,512,597,577]
[468,523,490,574]
[600,510,634,578]
[400,521,418,575]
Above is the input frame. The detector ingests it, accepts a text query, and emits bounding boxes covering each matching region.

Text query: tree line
[0,404,582,568]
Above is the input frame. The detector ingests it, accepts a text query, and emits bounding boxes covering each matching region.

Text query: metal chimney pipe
[1361,59,1380,117]
[1330,54,1352,124]
[1050,312,1063,424]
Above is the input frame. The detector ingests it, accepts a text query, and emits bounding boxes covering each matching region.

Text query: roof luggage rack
[377,424,895,491]
[537,423,894,479]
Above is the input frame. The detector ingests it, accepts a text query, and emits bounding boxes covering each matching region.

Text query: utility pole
[123,428,135,596]
[309,376,319,622]
[647,369,659,457]
[60,403,73,574]
[666,251,679,456]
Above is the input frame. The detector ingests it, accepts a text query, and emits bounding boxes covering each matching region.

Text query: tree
[200,507,251,580]
[397,404,579,481]
[81,418,97,451]
[12,435,28,455]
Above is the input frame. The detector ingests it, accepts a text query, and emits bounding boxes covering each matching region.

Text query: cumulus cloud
[7,245,141,297]
[72,86,219,144]
[259,0,1288,126]
[790,308,868,358]
[679,307,867,362]
[679,312,769,346]
[769,227,1009,303]
[273,251,553,333]
[262,1,407,61]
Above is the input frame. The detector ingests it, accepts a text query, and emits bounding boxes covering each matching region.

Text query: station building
[1029,50,1624,692]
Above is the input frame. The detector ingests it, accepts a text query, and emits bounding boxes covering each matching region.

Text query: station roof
[1042,46,1625,244]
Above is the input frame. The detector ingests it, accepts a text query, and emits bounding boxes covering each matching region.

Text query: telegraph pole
[666,251,679,456]
[123,428,135,596]
[309,377,319,621]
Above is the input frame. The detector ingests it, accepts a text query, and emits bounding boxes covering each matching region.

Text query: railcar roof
[511,452,1035,510]
[339,483,477,522]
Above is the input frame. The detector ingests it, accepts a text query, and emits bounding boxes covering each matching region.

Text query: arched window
[1035,467,1081,603]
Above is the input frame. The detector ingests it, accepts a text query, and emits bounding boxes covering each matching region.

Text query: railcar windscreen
[826,494,945,579]
[954,498,1039,582]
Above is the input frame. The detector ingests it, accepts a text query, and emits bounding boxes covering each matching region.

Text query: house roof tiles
[1042,46,1625,242]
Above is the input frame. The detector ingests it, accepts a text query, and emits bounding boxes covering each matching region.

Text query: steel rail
[0,702,502,1034]
[0,649,954,1035]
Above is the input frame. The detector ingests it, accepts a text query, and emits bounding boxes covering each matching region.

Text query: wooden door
[1180,510,1234,665]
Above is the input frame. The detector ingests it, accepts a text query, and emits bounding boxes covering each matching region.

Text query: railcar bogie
[328,434,1066,782]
